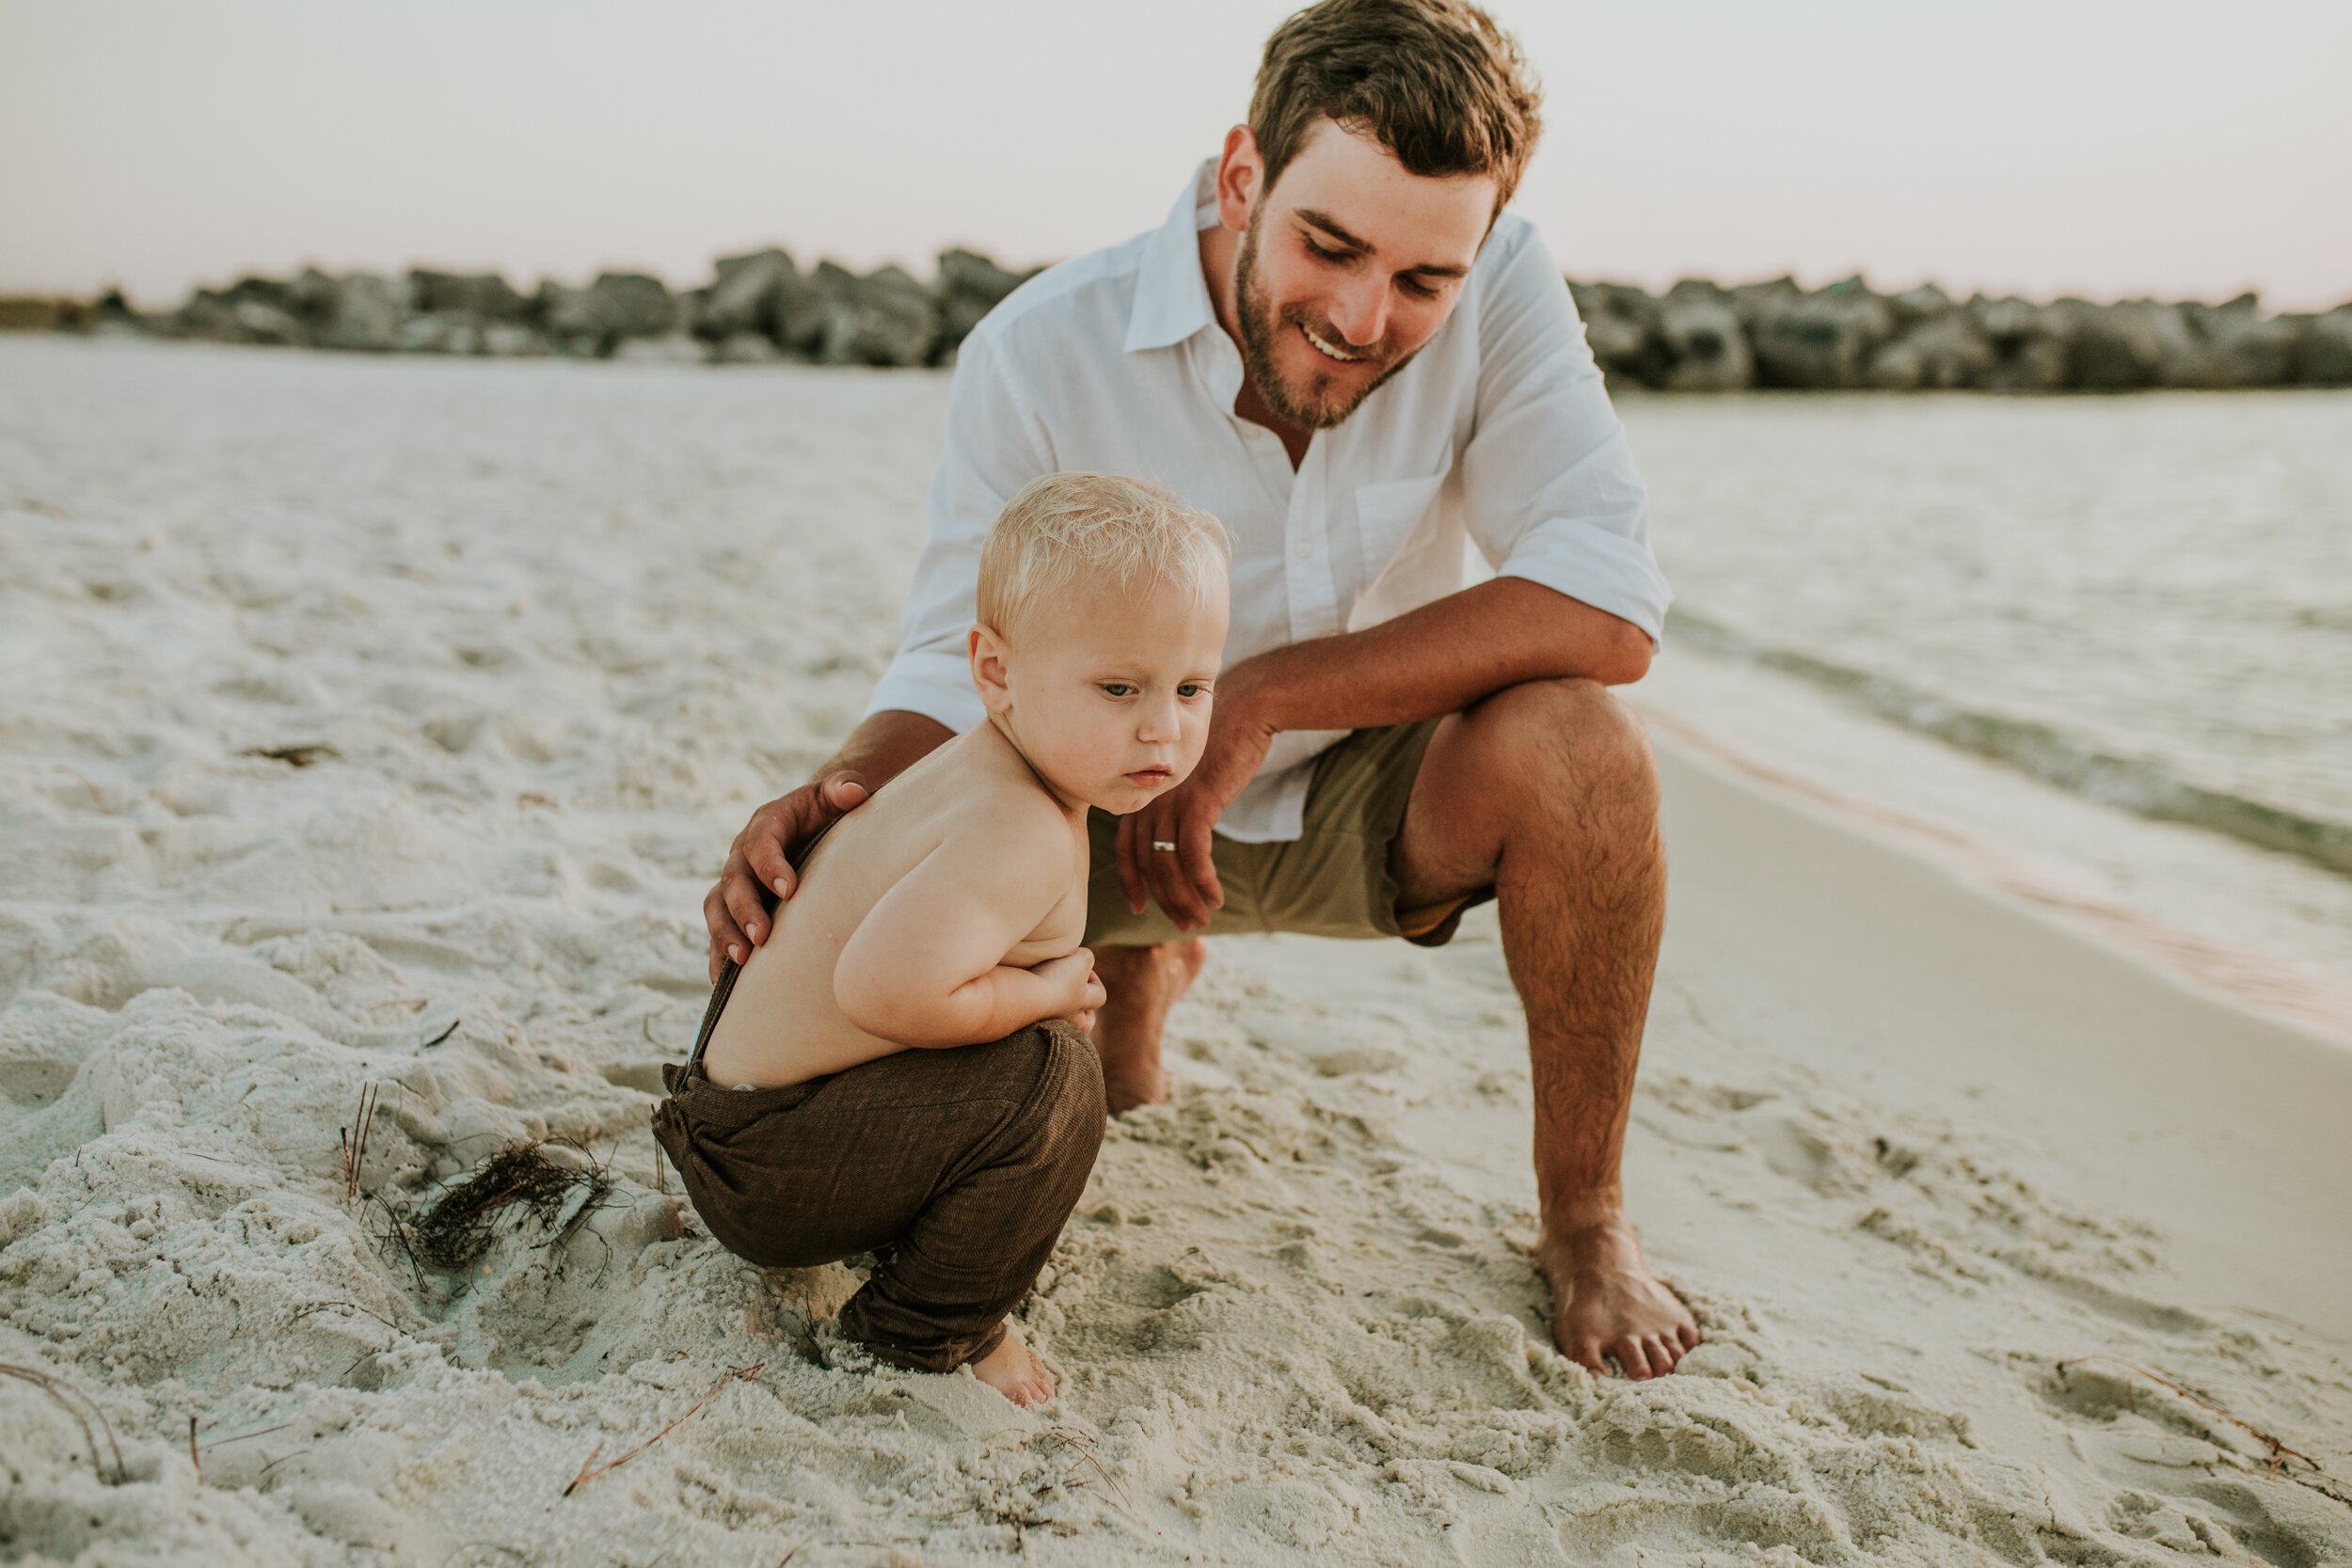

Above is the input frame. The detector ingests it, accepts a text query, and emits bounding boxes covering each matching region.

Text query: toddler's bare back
[701,725,1090,1089]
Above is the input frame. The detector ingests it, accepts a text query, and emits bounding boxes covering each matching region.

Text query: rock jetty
[16,256,2351,388]
[41,247,1033,372]
[1569,276,2352,391]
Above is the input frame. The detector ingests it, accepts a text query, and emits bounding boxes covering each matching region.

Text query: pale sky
[5,0,2348,310]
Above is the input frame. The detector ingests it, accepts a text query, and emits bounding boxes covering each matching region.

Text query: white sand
[4,337,2348,1566]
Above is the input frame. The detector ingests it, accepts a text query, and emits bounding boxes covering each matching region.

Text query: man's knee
[1467,677,1657,806]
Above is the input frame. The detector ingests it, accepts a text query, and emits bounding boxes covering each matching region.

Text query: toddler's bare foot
[969,1325,1056,1406]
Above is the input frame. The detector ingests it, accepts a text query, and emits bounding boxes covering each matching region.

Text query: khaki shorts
[1083,719,1495,949]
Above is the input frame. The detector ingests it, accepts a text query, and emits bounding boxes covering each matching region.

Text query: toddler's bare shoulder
[941,780,1074,875]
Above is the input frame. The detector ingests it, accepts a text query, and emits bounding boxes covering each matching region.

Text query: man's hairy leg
[1088,940,1207,1114]
[1393,678,1700,1379]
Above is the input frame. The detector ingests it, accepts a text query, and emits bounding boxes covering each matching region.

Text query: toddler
[654,471,1230,1404]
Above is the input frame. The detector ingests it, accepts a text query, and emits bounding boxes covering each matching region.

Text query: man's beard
[1233,211,1417,430]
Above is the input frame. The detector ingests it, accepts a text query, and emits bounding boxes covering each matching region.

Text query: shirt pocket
[1353,447,1453,585]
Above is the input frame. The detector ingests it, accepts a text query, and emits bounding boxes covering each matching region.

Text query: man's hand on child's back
[705,711,958,982]
[705,770,870,981]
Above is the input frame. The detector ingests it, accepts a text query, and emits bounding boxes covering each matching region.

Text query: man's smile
[1299,322,1368,364]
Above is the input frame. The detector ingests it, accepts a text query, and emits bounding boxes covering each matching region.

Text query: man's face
[1232,119,1497,429]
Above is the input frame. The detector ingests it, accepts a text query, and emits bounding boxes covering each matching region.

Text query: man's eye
[1100,683,1137,698]
[1305,239,1348,263]
[1399,277,1439,300]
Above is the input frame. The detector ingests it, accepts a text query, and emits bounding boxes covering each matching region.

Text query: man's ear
[969,622,1014,716]
[1214,124,1263,234]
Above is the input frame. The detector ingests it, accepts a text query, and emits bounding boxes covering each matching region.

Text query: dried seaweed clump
[411,1139,613,1271]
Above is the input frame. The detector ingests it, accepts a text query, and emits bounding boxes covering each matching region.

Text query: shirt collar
[1123,159,1221,355]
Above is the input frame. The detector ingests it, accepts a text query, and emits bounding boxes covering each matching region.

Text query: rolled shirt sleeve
[862,328,1057,731]
[1460,224,1673,643]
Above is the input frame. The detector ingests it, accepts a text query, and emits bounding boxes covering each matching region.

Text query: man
[704,0,1703,1379]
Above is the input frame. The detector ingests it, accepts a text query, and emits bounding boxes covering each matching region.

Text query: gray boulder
[1567,281,1663,388]
[1869,313,1995,390]
[2297,308,2352,385]
[2060,299,2199,390]
[542,272,678,349]
[1968,296,2072,392]
[2178,295,2302,388]
[936,247,1028,350]
[597,272,679,339]
[696,247,787,338]
[155,294,226,341]
[811,262,939,367]
[316,273,406,352]
[220,275,302,316]
[612,332,707,364]
[695,247,824,353]
[408,269,529,321]
[1726,276,1804,328]
[537,283,590,343]
[1746,278,1894,388]
[771,273,830,355]
[1888,283,1955,327]
[291,266,342,322]
[1654,292,1750,390]
[166,287,305,345]
[395,312,485,355]
[483,323,549,357]
[230,299,307,346]
[162,281,294,344]
[710,330,783,364]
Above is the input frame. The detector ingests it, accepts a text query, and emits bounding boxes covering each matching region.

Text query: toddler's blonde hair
[977,472,1231,638]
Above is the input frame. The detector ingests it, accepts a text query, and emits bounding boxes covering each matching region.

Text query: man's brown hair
[1248,0,1543,214]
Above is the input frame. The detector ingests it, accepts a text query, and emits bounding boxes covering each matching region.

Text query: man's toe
[1645,1335,1679,1374]
[1613,1338,1654,1380]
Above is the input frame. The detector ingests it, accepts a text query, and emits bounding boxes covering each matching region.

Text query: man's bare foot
[968,1324,1056,1406]
[1088,939,1207,1114]
[1537,1215,1701,1379]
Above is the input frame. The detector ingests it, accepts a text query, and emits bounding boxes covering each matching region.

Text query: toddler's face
[975,572,1230,815]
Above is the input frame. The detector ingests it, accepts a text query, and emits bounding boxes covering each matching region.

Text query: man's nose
[1327,278,1388,353]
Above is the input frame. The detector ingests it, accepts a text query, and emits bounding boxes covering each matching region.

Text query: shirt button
[1294,541,1311,560]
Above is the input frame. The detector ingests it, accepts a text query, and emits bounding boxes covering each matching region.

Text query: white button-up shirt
[866,161,1671,842]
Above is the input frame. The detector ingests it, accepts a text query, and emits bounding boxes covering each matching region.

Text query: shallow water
[1623,390,2352,1025]
[1626,391,2352,876]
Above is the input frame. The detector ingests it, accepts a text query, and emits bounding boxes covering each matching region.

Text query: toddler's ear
[968,623,1015,715]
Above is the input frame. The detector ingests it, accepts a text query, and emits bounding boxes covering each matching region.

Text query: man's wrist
[805,710,954,792]
[1218,660,1283,738]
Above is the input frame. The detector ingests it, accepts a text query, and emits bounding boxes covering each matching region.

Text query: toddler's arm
[833,807,1094,1048]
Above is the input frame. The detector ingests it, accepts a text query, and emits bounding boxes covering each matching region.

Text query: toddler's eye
[1099,683,1137,698]
[1178,683,1210,699]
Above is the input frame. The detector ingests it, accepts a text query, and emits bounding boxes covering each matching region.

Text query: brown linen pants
[651,958,1105,1372]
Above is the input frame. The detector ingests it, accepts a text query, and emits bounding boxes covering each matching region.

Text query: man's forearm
[1230,577,1652,736]
[814,709,956,790]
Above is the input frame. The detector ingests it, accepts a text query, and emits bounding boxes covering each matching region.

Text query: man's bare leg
[1393,678,1701,1379]
[1088,939,1207,1114]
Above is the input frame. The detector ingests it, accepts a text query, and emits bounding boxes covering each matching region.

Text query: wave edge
[1664,609,2352,880]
